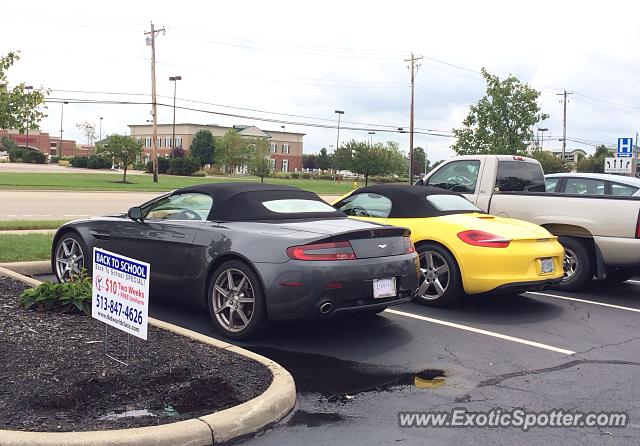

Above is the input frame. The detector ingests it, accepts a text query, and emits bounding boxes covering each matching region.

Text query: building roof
[127,123,305,136]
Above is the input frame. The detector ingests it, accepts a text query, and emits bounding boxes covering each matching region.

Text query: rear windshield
[426,195,482,212]
[496,161,545,192]
[262,199,337,214]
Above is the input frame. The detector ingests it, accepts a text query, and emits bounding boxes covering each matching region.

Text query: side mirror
[128,206,143,221]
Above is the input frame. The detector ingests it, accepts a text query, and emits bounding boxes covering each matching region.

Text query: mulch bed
[0,275,272,432]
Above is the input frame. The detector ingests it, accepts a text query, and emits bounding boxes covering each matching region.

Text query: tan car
[422,155,640,290]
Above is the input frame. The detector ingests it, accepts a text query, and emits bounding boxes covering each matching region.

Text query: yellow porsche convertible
[332,185,564,306]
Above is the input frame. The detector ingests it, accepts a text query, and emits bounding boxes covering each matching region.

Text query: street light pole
[538,127,548,151]
[24,85,33,149]
[334,110,344,152]
[59,101,68,157]
[169,75,181,152]
[368,131,375,146]
[99,117,103,142]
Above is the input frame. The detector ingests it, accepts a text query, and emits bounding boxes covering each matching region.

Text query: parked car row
[52,172,576,339]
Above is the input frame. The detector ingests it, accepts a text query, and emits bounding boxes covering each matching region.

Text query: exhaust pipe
[319,302,333,314]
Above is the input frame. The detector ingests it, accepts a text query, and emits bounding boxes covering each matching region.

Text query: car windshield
[426,194,482,212]
[261,199,337,213]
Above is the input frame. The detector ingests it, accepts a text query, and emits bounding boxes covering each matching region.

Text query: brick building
[0,129,85,157]
[128,123,304,172]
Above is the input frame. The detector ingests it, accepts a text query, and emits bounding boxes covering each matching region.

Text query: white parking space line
[527,291,640,314]
[627,280,640,285]
[384,308,575,355]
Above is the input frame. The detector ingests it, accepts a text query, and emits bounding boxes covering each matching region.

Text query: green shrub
[168,156,201,176]
[191,170,207,177]
[70,156,88,168]
[20,272,91,315]
[58,160,70,167]
[146,157,170,174]
[290,172,300,179]
[86,155,112,169]
[49,156,60,163]
[274,172,292,179]
[318,173,334,180]
[301,172,313,179]
[21,150,46,164]
[132,161,146,171]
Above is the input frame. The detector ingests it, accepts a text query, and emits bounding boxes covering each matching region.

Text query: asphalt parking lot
[145,277,640,444]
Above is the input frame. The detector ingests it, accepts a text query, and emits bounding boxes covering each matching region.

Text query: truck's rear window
[496,161,545,192]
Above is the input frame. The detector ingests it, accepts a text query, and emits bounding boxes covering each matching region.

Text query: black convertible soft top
[342,184,480,218]
[176,182,346,221]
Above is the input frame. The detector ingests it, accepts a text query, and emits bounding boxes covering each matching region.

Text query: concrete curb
[0,229,57,235]
[0,269,296,446]
[0,260,51,276]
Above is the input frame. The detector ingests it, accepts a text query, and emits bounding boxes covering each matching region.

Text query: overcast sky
[2,0,639,161]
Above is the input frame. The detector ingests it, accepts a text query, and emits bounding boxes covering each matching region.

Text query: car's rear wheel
[414,243,463,307]
[605,267,637,283]
[53,233,87,283]
[554,236,594,291]
[208,260,268,340]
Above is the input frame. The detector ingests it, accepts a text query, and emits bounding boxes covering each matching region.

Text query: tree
[76,120,97,149]
[249,139,271,183]
[577,145,610,173]
[380,141,406,176]
[98,134,143,182]
[350,141,385,185]
[189,130,215,167]
[316,147,331,171]
[412,146,427,176]
[331,143,354,172]
[0,52,48,132]
[530,150,570,174]
[216,129,253,174]
[302,154,317,170]
[452,68,548,156]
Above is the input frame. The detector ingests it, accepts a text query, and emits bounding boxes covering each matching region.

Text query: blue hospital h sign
[617,138,634,157]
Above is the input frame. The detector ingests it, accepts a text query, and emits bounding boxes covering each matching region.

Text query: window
[426,195,482,212]
[156,137,162,148]
[165,137,172,148]
[282,144,290,154]
[427,160,481,193]
[336,193,393,218]
[282,159,289,172]
[545,177,560,192]
[495,161,545,192]
[144,193,213,221]
[269,158,276,169]
[145,137,151,148]
[564,178,605,195]
[262,199,336,213]
[136,137,141,144]
[611,182,638,197]
[270,143,277,153]
[175,137,182,148]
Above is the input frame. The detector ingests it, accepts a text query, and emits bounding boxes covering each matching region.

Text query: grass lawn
[0,220,67,231]
[0,233,53,262]
[0,172,359,195]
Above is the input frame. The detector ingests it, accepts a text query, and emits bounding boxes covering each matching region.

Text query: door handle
[173,234,187,238]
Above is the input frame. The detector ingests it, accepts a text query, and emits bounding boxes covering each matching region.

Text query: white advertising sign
[604,157,633,174]
[92,248,150,340]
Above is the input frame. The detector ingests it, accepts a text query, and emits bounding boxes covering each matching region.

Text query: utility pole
[557,90,573,161]
[169,75,181,153]
[405,53,423,184]
[145,22,166,183]
[334,110,344,153]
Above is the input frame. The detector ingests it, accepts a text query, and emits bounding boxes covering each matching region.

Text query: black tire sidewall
[53,232,88,283]
[415,243,463,307]
[207,260,267,340]
[556,236,593,291]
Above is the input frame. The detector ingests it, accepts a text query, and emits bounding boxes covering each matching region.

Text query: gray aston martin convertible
[52,183,420,339]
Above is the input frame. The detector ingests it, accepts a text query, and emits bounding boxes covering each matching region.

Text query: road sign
[92,248,150,340]
[604,157,633,174]
[617,138,634,157]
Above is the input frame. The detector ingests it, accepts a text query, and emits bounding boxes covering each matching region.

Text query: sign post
[92,248,150,343]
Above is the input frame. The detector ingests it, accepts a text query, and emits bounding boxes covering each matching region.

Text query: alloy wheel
[212,268,255,333]
[563,247,578,281]
[417,250,450,300]
[55,237,85,282]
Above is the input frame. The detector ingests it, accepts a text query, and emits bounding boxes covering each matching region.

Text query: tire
[53,232,87,283]
[554,236,594,291]
[414,243,463,307]
[605,268,637,283]
[207,260,268,340]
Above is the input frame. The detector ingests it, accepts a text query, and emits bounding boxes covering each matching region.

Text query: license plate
[373,277,397,299]
[540,258,554,274]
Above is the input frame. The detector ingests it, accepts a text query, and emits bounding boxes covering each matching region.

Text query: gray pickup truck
[420,154,640,290]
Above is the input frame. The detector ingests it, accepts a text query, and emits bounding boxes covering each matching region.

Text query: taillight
[403,236,415,254]
[636,210,640,239]
[287,241,356,261]
[457,230,511,248]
